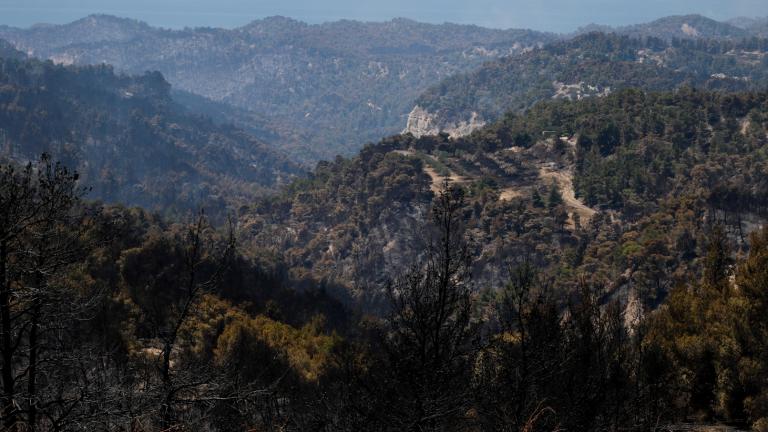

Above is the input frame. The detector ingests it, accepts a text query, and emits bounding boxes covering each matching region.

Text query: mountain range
[3,13,767,164]
[582,14,755,40]
[2,10,768,430]
[0,15,555,163]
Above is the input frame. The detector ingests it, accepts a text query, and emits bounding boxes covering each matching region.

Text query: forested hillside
[613,14,752,40]
[730,16,768,37]
[0,15,555,163]
[0,39,25,60]
[4,14,767,163]
[0,159,351,430]
[248,88,768,311]
[2,10,768,431]
[0,50,303,214]
[409,33,768,136]
[2,151,768,430]
[577,14,764,40]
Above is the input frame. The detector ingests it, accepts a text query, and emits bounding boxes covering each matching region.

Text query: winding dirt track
[539,166,596,226]
[394,150,467,194]
[421,164,468,194]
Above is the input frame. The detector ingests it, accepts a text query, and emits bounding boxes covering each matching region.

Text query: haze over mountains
[729,16,768,37]
[0,15,554,163]
[0,44,302,214]
[1,13,765,165]
[408,32,768,136]
[578,14,756,40]
[3,8,768,430]
[0,11,766,227]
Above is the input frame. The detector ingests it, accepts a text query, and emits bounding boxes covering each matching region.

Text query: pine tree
[547,182,564,210]
[381,184,476,431]
[532,188,545,208]
[702,224,732,295]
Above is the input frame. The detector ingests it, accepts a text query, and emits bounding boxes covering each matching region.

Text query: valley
[1,8,768,431]
[5,14,767,166]
[0,15,555,163]
[0,47,303,214]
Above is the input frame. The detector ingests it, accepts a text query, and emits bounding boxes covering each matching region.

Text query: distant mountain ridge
[615,14,751,40]
[0,15,153,54]
[406,32,768,138]
[1,13,765,165]
[0,15,557,163]
[728,16,768,37]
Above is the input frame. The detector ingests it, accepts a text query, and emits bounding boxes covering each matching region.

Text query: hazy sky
[1,0,767,32]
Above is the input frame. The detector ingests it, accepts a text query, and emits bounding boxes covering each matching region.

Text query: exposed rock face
[412,32,767,135]
[551,81,612,101]
[403,105,486,138]
[403,106,440,137]
[681,23,700,37]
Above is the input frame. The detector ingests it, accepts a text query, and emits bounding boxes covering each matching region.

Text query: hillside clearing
[539,165,597,227]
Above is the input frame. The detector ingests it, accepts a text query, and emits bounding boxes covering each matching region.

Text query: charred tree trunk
[0,240,17,430]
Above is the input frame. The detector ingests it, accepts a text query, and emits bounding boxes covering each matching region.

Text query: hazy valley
[0,15,554,163]
[0,7,768,432]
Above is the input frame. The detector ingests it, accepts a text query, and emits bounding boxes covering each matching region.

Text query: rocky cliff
[403,105,486,138]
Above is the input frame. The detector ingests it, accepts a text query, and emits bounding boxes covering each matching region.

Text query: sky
[0,0,767,32]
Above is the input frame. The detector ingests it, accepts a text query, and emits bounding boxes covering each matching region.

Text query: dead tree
[154,213,236,430]
[0,155,93,431]
[382,183,477,431]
